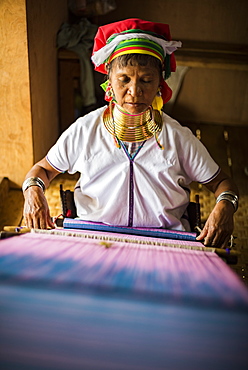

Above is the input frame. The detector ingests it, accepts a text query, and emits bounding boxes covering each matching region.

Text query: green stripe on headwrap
[107,29,168,44]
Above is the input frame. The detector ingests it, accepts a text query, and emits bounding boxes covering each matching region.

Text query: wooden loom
[0,223,248,370]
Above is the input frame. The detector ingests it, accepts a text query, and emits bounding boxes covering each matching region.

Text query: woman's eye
[118,77,129,83]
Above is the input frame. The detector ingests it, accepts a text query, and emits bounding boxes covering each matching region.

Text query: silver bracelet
[216,191,239,212]
[22,177,46,193]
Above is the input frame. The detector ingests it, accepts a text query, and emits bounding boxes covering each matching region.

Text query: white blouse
[46,106,219,231]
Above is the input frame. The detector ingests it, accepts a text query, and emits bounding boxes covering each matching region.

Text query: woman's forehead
[111,62,159,77]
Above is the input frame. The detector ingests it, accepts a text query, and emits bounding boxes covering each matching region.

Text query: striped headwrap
[109,37,164,63]
[91,18,182,105]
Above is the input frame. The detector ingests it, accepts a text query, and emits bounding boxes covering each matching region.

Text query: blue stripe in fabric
[199,167,221,184]
[129,161,134,227]
[120,141,146,227]
[46,156,65,173]
[63,219,197,241]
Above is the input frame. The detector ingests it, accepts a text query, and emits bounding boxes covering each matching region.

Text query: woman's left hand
[196,200,235,248]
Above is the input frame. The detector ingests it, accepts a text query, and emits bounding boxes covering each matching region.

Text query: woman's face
[109,61,160,114]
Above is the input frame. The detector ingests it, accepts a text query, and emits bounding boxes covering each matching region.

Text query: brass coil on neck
[103,102,163,143]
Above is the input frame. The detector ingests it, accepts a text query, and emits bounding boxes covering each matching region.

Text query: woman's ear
[105,63,110,77]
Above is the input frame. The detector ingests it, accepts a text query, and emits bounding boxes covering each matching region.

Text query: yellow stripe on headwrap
[107,38,165,65]
[109,48,164,64]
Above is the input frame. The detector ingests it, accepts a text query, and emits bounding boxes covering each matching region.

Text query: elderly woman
[23,18,239,248]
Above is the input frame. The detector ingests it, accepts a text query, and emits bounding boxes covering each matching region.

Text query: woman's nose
[127,83,142,97]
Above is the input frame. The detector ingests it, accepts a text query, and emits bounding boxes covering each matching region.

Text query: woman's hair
[107,54,163,78]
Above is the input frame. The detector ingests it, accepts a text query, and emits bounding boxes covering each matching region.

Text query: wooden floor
[0,124,247,285]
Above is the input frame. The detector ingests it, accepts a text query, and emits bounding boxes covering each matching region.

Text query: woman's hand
[196,200,234,248]
[22,157,61,229]
[23,186,55,229]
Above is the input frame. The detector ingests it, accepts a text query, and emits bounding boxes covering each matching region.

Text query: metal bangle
[22,177,46,193]
[216,191,239,212]
[216,191,239,202]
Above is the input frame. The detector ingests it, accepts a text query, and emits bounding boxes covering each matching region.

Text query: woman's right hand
[23,186,55,229]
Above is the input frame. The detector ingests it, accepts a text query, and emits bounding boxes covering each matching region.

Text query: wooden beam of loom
[32,227,240,263]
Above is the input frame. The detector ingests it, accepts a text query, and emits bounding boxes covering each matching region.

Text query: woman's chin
[123,103,148,114]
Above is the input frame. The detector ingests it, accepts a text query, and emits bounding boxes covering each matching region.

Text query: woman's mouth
[125,102,145,108]
[123,102,147,114]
